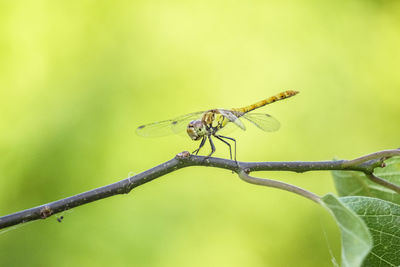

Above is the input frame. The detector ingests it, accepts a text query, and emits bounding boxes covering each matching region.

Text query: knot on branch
[39,206,53,219]
[176,151,191,159]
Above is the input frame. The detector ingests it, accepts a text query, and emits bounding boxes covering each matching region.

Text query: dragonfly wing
[241,113,281,132]
[136,111,204,137]
[216,121,239,135]
[218,109,246,130]
[136,119,179,137]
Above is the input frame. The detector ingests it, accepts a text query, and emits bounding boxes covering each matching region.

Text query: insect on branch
[0,148,399,230]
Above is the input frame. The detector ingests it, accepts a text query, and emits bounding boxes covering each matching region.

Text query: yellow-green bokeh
[0,0,399,266]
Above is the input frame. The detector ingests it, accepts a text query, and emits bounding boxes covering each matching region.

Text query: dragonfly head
[187,120,206,141]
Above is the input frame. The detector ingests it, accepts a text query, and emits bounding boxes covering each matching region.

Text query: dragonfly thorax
[187,120,207,141]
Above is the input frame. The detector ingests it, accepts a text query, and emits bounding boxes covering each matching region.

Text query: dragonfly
[136,90,299,160]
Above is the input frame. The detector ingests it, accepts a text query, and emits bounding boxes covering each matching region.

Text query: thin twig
[0,149,399,230]
[238,169,321,204]
[366,173,400,194]
[341,149,400,168]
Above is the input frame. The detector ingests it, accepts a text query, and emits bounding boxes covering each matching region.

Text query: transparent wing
[217,120,240,135]
[218,109,246,130]
[136,111,204,137]
[241,113,281,132]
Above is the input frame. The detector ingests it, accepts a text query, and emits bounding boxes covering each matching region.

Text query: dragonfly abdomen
[232,90,299,114]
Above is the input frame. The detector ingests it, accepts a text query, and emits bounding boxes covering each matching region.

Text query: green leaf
[341,196,400,267]
[322,194,372,267]
[323,194,400,267]
[332,157,400,205]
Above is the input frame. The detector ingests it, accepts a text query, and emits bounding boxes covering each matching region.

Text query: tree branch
[1,149,399,230]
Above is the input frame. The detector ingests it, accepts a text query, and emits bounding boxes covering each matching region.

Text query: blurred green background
[0,0,399,266]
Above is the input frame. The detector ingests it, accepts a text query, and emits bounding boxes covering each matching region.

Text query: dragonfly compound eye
[187,120,205,141]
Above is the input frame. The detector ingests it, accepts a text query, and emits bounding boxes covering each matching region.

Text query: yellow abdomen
[232,90,299,114]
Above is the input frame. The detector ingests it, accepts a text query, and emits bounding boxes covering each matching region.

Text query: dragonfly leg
[193,136,206,155]
[214,135,232,160]
[217,135,237,161]
[207,136,216,157]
